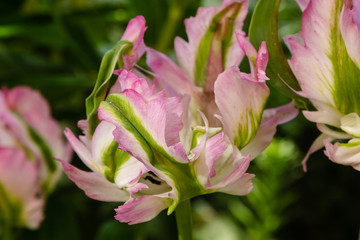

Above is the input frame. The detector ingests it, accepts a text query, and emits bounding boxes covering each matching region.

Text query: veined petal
[241,102,299,160]
[324,139,360,170]
[146,47,201,99]
[214,66,269,150]
[59,160,130,202]
[194,132,228,186]
[286,36,335,107]
[207,148,254,196]
[100,70,188,164]
[183,0,248,87]
[287,0,360,115]
[114,195,171,225]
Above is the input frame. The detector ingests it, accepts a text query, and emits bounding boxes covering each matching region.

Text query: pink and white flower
[0,86,70,229]
[61,0,298,225]
[146,0,298,157]
[285,0,360,170]
[61,70,254,224]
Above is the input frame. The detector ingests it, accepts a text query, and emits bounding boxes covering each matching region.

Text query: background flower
[284,0,360,170]
[0,86,71,232]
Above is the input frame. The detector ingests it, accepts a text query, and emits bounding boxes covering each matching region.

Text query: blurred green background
[1,0,360,239]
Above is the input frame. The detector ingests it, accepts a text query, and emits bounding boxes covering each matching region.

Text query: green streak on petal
[102,140,120,183]
[331,0,360,115]
[190,127,206,150]
[101,97,209,211]
[194,2,241,87]
[221,4,242,68]
[106,94,181,164]
[233,104,266,151]
[114,150,132,175]
[0,184,22,228]
[99,101,155,163]
[338,140,360,148]
[27,126,56,173]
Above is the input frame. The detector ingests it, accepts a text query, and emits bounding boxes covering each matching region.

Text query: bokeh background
[1,0,360,239]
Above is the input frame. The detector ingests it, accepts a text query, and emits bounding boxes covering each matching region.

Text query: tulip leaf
[248,0,310,109]
[85,40,132,136]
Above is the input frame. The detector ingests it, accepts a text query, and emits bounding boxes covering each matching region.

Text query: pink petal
[174,37,194,82]
[340,2,360,68]
[146,47,200,98]
[100,70,189,163]
[120,15,147,69]
[0,147,44,229]
[214,66,269,149]
[353,0,360,30]
[114,195,170,224]
[64,128,95,171]
[207,149,254,196]
[286,37,334,106]
[255,41,270,82]
[59,160,129,202]
[4,87,66,159]
[296,0,310,11]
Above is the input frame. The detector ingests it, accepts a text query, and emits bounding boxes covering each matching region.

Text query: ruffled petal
[207,148,254,196]
[324,139,360,170]
[120,15,147,69]
[214,66,269,150]
[114,195,170,225]
[99,70,189,164]
[181,0,248,86]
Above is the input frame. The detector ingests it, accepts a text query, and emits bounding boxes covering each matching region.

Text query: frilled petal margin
[324,139,360,170]
[214,66,269,150]
[206,147,254,196]
[114,195,171,225]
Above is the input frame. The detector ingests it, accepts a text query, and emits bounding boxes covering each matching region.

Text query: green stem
[175,199,193,240]
[155,1,184,52]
